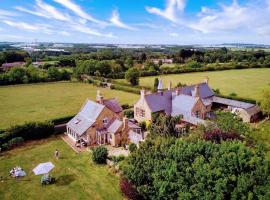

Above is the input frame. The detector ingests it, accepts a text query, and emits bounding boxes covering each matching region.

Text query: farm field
[0,137,123,200]
[138,68,270,100]
[0,82,139,129]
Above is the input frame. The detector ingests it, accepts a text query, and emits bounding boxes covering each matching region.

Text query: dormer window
[74,119,81,124]
[103,118,108,125]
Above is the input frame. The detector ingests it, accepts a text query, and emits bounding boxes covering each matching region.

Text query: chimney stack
[140,89,146,99]
[194,85,200,97]
[96,90,104,104]
[204,76,209,84]
[168,81,172,90]
[122,116,129,132]
[176,88,180,96]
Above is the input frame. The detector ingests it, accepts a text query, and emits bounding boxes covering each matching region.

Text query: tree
[128,143,137,153]
[125,68,139,86]
[123,138,270,199]
[92,146,108,164]
[48,66,61,81]
[8,67,26,84]
[260,87,270,117]
[215,112,250,136]
[125,57,134,68]
[153,78,159,90]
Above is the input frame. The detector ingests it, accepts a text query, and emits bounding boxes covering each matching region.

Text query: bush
[124,109,134,118]
[110,155,125,163]
[128,143,137,153]
[123,138,270,199]
[92,146,108,164]
[120,177,142,200]
[203,129,242,143]
[121,104,131,110]
[0,121,54,147]
[8,137,24,147]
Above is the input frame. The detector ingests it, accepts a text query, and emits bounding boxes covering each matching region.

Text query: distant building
[151,58,173,65]
[0,62,25,72]
[134,78,261,126]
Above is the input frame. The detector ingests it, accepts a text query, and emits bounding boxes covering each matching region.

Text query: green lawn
[0,82,139,129]
[137,68,270,100]
[251,120,270,151]
[0,137,123,200]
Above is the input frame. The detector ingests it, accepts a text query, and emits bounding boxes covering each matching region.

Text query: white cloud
[15,0,70,21]
[0,9,18,17]
[53,0,107,25]
[169,32,179,37]
[72,23,115,38]
[110,9,137,30]
[146,0,186,23]
[189,1,249,33]
[3,20,51,33]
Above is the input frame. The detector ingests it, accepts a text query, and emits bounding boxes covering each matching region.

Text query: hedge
[50,115,74,125]
[111,84,140,94]
[0,121,54,151]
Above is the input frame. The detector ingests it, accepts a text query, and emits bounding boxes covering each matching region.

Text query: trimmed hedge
[50,115,74,125]
[111,84,140,94]
[0,121,54,151]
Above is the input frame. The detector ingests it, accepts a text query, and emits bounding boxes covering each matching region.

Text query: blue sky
[0,0,270,44]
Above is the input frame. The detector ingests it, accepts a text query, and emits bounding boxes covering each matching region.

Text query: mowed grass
[0,137,123,200]
[138,68,270,100]
[0,82,139,129]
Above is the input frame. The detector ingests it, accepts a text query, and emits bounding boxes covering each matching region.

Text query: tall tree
[125,67,139,86]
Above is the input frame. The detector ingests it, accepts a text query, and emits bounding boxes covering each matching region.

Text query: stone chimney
[176,88,180,96]
[157,79,163,92]
[96,90,104,104]
[122,116,129,132]
[140,89,146,99]
[194,85,200,97]
[168,81,172,90]
[204,76,209,84]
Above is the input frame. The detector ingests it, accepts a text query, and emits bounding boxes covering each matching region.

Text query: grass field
[138,68,270,100]
[251,120,270,151]
[0,137,123,200]
[0,82,139,129]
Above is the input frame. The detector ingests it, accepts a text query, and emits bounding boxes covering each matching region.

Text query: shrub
[92,146,108,164]
[7,137,24,148]
[110,155,125,163]
[125,68,140,86]
[124,109,134,119]
[121,104,131,110]
[203,129,242,144]
[128,143,137,153]
[120,177,142,200]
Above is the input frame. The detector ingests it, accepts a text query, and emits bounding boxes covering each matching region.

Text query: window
[103,118,108,125]
[136,107,145,117]
[195,111,200,118]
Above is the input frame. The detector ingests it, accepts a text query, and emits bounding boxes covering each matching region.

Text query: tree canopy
[123,138,270,200]
[125,67,140,86]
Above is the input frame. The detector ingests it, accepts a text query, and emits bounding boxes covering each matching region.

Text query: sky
[0,0,270,44]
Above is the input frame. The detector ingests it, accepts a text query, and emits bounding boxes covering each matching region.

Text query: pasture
[0,137,123,200]
[138,68,270,100]
[0,82,139,129]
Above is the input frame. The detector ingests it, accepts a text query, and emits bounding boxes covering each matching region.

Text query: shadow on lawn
[55,174,75,186]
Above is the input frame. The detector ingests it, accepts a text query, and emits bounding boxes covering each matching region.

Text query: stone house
[134,78,260,125]
[66,91,143,147]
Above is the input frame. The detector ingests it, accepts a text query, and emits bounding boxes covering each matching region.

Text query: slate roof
[103,98,123,113]
[144,90,173,114]
[67,100,105,136]
[213,96,254,109]
[182,115,206,126]
[245,106,261,116]
[128,130,143,145]
[180,83,215,99]
[107,119,123,134]
[171,94,198,117]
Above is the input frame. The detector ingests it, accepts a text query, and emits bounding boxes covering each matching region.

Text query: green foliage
[259,87,270,116]
[8,67,26,83]
[186,60,202,68]
[0,121,54,150]
[110,155,125,163]
[125,68,140,86]
[124,109,134,119]
[153,77,159,90]
[123,138,270,199]
[48,66,62,81]
[215,112,250,136]
[128,143,137,153]
[92,146,108,164]
[149,114,182,138]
